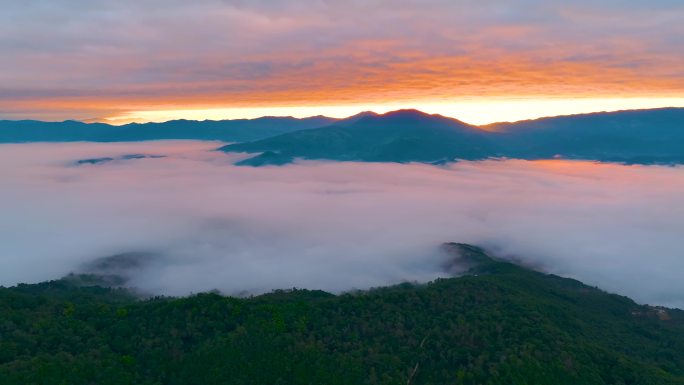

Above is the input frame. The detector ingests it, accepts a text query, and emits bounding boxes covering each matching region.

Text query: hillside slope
[1,244,684,384]
[0,116,336,143]
[220,109,495,164]
[221,108,684,165]
[488,107,684,164]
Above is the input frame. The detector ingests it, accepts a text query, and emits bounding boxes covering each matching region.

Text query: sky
[1,0,683,124]
[1,141,684,308]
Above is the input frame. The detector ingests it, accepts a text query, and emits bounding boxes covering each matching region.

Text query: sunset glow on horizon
[1,1,682,122]
[103,97,684,126]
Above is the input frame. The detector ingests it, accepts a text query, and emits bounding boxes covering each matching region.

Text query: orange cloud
[0,1,682,122]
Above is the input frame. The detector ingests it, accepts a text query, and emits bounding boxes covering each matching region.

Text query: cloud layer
[1,141,684,308]
[1,1,683,121]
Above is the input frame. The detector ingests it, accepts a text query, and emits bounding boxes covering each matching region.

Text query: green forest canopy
[1,244,683,384]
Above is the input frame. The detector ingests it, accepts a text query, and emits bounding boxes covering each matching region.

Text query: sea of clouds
[1,141,683,307]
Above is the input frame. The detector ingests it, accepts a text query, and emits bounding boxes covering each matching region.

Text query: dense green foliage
[2,244,684,384]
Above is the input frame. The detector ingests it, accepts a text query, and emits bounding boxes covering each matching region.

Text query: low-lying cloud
[1,141,683,307]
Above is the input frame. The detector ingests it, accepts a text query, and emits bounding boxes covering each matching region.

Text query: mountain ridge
[221,107,684,165]
[3,107,683,165]
[3,106,681,132]
[220,108,493,163]
[2,243,684,384]
[0,115,338,143]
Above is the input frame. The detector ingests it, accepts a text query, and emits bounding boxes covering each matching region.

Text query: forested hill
[2,244,684,384]
[222,109,493,164]
[220,108,684,166]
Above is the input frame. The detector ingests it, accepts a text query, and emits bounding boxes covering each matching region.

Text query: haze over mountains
[2,107,683,166]
[3,140,684,307]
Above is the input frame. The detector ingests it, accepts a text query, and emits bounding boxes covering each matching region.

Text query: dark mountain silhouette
[0,120,113,142]
[3,108,683,165]
[332,110,379,126]
[487,107,684,164]
[0,116,336,143]
[222,109,495,164]
[221,107,684,166]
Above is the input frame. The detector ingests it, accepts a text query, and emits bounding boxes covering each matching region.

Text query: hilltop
[220,107,684,166]
[2,244,684,384]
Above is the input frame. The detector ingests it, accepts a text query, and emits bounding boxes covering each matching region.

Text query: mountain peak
[362,109,475,131]
[380,109,433,119]
[343,111,378,120]
[334,111,380,126]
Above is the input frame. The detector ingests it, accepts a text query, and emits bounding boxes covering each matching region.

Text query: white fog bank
[1,141,683,307]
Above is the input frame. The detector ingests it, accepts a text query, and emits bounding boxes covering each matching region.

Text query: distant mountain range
[226,109,494,164]
[2,107,683,165]
[0,116,336,143]
[487,108,684,164]
[222,108,684,165]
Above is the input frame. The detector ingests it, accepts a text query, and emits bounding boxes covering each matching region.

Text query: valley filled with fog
[1,141,683,308]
